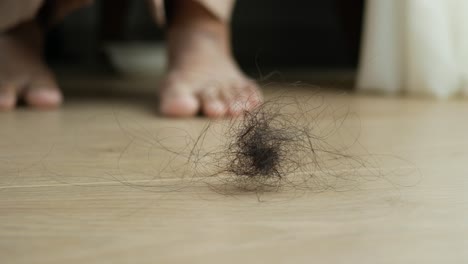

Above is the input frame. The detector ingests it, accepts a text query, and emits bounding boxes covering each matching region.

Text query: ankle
[7,21,44,53]
[169,1,219,26]
[166,24,231,67]
[168,1,231,43]
[166,3,230,51]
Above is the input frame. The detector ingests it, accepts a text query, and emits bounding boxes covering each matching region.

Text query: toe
[200,86,227,118]
[160,84,199,117]
[0,84,17,111]
[25,88,63,109]
[159,75,200,117]
[243,80,263,110]
[227,80,261,116]
[203,99,227,118]
[160,94,199,117]
[25,74,63,110]
[228,100,245,116]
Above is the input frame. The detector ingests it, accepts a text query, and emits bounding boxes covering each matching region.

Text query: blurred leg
[0,0,92,110]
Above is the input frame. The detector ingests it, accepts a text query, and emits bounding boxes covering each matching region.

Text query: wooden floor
[0,79,467,264]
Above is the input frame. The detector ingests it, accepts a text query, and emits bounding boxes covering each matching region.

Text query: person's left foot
[159,2,262,118]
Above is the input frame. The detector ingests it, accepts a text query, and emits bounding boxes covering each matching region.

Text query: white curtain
[357,0,468,98]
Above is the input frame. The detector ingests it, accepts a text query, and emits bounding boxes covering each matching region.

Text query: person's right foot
[0,21,62,111]
[158,0,262,118]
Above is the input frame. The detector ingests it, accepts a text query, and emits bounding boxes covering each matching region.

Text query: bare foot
[159,1,262,118]
[0,21,62,111]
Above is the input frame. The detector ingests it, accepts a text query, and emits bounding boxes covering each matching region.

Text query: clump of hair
[213,101,307,191]
[185,94,368,194]
[101,91,406,196]
[227,108,291,178]
[32,85,417,198]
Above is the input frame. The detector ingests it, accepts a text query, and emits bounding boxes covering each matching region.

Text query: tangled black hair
[226,108,296,178]
[29,86,418,198]
[171,93,376,194]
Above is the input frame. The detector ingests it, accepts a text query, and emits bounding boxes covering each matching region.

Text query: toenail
[230,102,244,114]
[160,95,199,117]
[30,89,61,102]
[210,101,224,110]
[207,101,226,116]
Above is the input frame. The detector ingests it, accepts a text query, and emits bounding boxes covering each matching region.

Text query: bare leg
[0,21,62,110]
[0,0,93,111]
[159,0,262,117]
